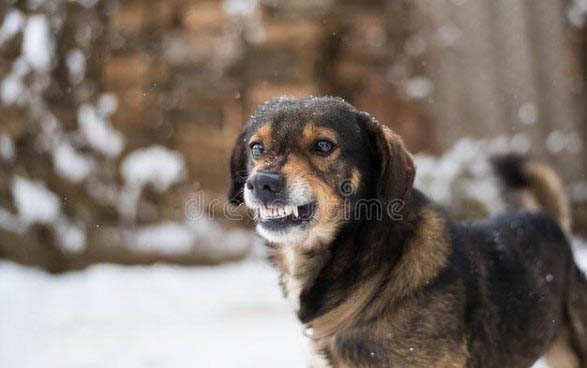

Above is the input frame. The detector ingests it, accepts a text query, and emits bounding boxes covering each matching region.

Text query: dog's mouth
[256,202,317,229]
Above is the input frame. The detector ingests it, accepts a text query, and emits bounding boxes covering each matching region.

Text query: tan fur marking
[269,247,287,272]
[543,328,581,368]
[249,123,271,146]
[281,154,307,180]
[302,125,341,169]
[310,273,384,342]
[302,125,338,147]
[349,167,361,195]
[383,210,450,300]
[433,351,468,368]
[524,162,572,233]
[248,124,276,171]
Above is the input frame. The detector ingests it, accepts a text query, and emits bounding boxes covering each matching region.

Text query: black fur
[228,96,587,367]
[491,153,531,188]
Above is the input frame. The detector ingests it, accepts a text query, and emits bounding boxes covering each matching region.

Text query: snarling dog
[228,96,587,368]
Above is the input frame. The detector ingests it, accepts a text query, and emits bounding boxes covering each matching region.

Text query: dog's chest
[279,246,303,311]
[272,230,336,312]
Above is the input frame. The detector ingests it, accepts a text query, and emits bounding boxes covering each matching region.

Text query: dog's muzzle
[245,171,317,229]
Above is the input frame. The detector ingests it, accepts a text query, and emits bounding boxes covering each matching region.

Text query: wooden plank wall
[415,0,587,184]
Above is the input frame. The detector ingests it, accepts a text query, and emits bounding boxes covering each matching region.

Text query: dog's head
[228,96,415,245]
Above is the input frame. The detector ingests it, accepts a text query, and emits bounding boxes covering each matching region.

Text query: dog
[227,96,587,367]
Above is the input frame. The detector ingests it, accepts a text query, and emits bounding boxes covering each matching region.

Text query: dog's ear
[361,112,415,203]
[228,131,248,205]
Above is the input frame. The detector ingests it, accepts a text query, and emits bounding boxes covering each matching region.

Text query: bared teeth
[257,205,300,220]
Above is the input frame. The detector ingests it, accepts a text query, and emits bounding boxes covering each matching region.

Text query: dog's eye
[250,143,264,158]
[313,140,334,155]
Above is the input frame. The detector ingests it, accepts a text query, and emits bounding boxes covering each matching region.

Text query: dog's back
[488,154,587,368]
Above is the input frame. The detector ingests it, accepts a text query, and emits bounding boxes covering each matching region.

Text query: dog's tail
[493,155,587,365]
[491,153,571,233]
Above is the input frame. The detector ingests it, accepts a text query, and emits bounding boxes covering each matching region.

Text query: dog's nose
[246,172,285,204]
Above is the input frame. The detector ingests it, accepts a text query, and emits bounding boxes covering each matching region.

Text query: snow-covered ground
[1,240,586,368]
[0,260,307,368]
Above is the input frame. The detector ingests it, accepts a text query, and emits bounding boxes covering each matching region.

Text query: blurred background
[1,0,587,367]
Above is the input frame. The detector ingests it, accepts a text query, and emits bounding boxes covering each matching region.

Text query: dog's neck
[268,189,450,342]
[268,191,422,317]
[299,215,414,322]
